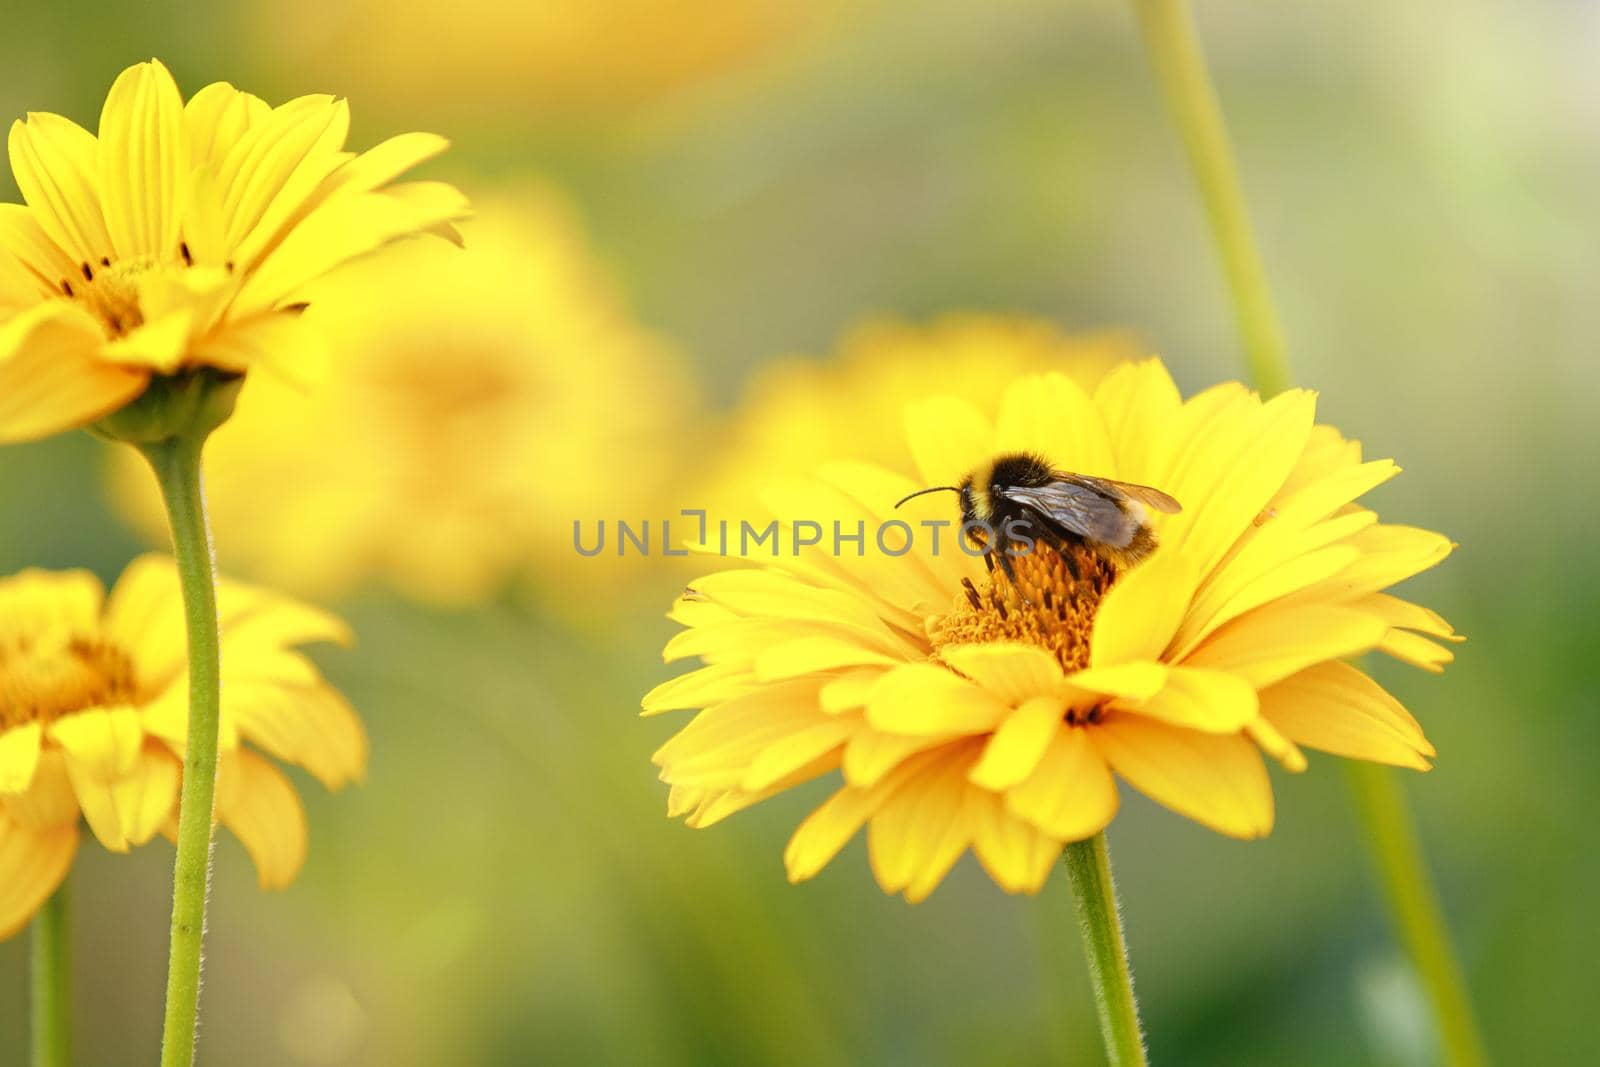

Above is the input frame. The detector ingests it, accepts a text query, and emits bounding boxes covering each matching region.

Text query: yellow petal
[7,113,113,265]
[234,180,469,315]
[0,203,78,293]
[216,749,307,891]
[969,696,1065,790]
[784,754,934,883]
[331,131,450,195]
[0,724,43,794]
[970,790,1060,894]
[903,394,993,489]
[1183,604,1388,689]
[0,812,77,940]
[0,565,104,641]
[866,664,1007,736]
[48,707,142,780]
[0,302,147,443]
[869,748,975,899]
[1119,667,1258,733]
[51,707,145,851]
[1092,717,1273,839]
[742,719,857,792]
[216,94,348,256]
[1376,629,1455,673]
[842,731,961,787]
[183,81,268,165]
[754,636,899,682]
[1093,359,1182,485]
[936,643,1065,706]
[1005,725,1119,841]
[1064,661,1168,701]
[642,663,758,715]
[993,372,1115,476]
[109,742,182,846]
[98,59,187,259]
[1091,549,1198,665]
[4,749,78,830]
[1259,661,1434,770]
[226,682,367,791]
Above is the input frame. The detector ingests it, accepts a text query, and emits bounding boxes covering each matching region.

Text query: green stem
[1346,763,1487,1066]
[1130,0,1292,397]
[30,880,71,1067]
[140,433,224,1067]
[1128,3,1487,1060]
[1063,834,1147,1066]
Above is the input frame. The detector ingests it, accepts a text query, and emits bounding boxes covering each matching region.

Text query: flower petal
[0,812,77,940]
[4,750,78,830]
[216,748,307,891]
[1091,548,1199,665]
[98,59,187,259]
[1092,717,1273,838]
[0,302,147,443]
[1119,666,1258,733]
[1259,661,1434,770]
[0,724,43,794]
[866,664,1007,736]
[1183,604,1388,689]
[1005,725,1119,841]
[969,695,1065,790]
[903,394,993,489]
[937,643,1068,706]
[7,112,112,265]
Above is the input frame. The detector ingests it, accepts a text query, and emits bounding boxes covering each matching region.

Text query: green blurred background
[2,0,1597,1062]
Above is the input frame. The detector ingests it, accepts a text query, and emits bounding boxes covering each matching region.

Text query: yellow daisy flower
[109,191,696,608]
[645,358,1459,902]
[0,555,365,938]
[0,57,468,444]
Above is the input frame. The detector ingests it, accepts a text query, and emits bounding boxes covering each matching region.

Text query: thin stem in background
[31,880,71,1067]
[1127,3,1487,1063]
[1347,762,1487,1067]
[1063,834,1148,1067]
[140,434,225,1067]
[1130,0,1291,398]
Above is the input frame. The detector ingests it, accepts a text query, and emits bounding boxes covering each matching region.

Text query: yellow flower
[0,58,468,444]
[0,555,365,938]
[646,358,1459,902]
[110,191,697,608]
[260,0,847,118]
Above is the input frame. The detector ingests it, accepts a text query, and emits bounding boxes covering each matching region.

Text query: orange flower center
[929,541,1117,674]
[0,634,139,730]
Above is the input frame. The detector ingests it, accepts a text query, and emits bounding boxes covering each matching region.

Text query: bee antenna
[894,485,960,509]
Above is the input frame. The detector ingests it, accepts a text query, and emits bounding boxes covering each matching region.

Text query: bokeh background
[3,0,1598,1063]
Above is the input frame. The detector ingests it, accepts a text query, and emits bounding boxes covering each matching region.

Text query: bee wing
[1057,474,1182,514]
[999,482,1140,547]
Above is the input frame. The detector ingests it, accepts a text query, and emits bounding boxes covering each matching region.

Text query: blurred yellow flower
[267,0,845,119]
[111,191,697,608]
[712,315,1137,500]
[0,555,365,938]
[0,58,468,443]
[646,358,1459,902]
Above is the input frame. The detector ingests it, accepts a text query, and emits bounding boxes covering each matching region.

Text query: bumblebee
[895,451,1182,580]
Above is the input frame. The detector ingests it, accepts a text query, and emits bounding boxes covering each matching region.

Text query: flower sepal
[90,369,244,448]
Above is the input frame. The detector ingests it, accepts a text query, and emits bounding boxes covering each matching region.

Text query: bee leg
[1061,546,1081,582]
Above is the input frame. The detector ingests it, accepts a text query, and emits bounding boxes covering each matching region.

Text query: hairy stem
[1063,834,1148,1066]
[141,434,224,1067]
